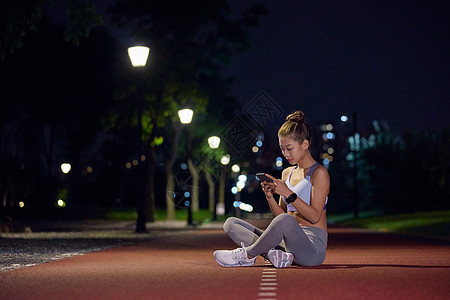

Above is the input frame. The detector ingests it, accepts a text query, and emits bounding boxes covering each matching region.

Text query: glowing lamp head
[221,154,231,165]
[61,163,71,174]
[231,164,240,173]
[128,46,150,67]
[208,136,221,149]
[178,109,194,124]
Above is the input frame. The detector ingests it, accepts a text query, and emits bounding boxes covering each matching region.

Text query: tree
[0,19,119,215]
[0,0,102,60]
[109,0,267,222]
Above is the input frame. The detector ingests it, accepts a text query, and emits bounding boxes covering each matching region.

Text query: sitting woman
[214,110,330,268]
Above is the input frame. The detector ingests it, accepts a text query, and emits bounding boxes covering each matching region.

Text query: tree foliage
[0,0,102,59]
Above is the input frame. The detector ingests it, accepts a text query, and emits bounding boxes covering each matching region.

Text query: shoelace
[232,242,247,260]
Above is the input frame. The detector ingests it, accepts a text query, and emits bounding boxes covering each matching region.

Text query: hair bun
[286,110,305,123]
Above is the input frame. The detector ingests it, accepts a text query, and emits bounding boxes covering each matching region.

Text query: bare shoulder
[281,166,295,181]
[311,164,330,183]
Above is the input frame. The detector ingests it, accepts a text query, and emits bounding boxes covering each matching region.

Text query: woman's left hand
[264,174,292,198]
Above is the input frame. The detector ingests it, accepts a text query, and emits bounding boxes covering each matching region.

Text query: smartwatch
[286,192,297,204]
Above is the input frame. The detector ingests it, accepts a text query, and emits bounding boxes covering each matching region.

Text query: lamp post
[178,108,194,225]
[207,136,220,220]
[341,111,359,219]
[128,46,150,232]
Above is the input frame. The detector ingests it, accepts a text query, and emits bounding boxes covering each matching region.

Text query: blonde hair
[278,110,311,144]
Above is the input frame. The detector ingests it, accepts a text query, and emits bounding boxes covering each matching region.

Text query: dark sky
[50,0,449,133]
[226,0,449,132]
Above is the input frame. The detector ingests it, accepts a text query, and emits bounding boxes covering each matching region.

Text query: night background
[0,0,449,233]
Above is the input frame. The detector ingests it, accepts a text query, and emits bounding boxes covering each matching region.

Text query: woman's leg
[246,213,327,266]
[223,217,264,247]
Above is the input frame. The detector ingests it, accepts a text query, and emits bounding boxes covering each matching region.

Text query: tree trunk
[187,157,200,212]
[144,144,156,222]
[165,122,180,220]
[165,167,176,220]
[204,167,215,213]
[219,167,226,208]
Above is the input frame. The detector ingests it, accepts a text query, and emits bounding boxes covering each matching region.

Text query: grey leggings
[223,213,328,266]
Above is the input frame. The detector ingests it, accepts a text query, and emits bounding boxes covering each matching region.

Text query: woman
[213,110,330,268]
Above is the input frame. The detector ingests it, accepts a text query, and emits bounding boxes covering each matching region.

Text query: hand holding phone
[256,173,274,183]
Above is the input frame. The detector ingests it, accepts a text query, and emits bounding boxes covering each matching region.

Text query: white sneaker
[267,249,294,268]
[214,242,256,267]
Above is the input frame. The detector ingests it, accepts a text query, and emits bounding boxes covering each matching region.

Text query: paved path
[0,220,449,299]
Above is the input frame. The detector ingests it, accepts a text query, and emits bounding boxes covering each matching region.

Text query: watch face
[287,193,296,203]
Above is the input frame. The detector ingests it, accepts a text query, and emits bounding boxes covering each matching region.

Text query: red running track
[0,222,449,300]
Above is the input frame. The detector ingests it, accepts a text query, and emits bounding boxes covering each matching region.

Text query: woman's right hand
[261,181,276,200]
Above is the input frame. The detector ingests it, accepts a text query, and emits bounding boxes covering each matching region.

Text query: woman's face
[279,136,309,165]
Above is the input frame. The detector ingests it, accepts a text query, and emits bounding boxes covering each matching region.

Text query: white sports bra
[282,162,328,212]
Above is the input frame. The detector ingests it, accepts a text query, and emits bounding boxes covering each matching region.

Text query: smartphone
[256,173,274,183]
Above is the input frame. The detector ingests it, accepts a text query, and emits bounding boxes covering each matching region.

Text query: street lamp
[207,136,221,220]
[208,136,221,149]
[128,45,150,233]
[178,108,194,124]
[178,108,194,225]
[341,112,359,219]
[60,163,71,174]
[128,46,150,67]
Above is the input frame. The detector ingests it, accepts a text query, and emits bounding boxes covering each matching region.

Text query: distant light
[128,46,150,67]
[208,136,221,149]
[178,108,194,124]
[184,200,190,207]
[231,187,238,194]
[86,166,93,173]
[180,163,188,170]
[327,147,335,154]
[236,181,245,189]
[141,155,146,161]
[341,115,349,122]
[252,146,259,153]
[238,175,247,182]
[276,160,283,167]
[326,132,335,140]
[325,124,334,131]
[57,199,66,207]
[231,164,240,173]
[239,202,253,212]
[19,201,25,208]
[233,200,241,207]
[125,162,132,169]
[221,154,231,165]
[216,203,225,216]
[323,158,330,165]
[132,159,139,166]
[61,163,71,174]
[184,191,190,198]
[256,140,263,147]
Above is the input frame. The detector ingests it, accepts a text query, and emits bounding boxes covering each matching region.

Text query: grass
[105,208,229,224]
[331,210,450,241]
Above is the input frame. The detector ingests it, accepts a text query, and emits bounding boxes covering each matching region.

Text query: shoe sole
[268,250,294,268]
[213,252,255,268]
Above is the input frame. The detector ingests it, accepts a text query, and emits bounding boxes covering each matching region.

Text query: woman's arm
[261,168,290,216]
[290,166,329,224]
[266,166,329,224]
